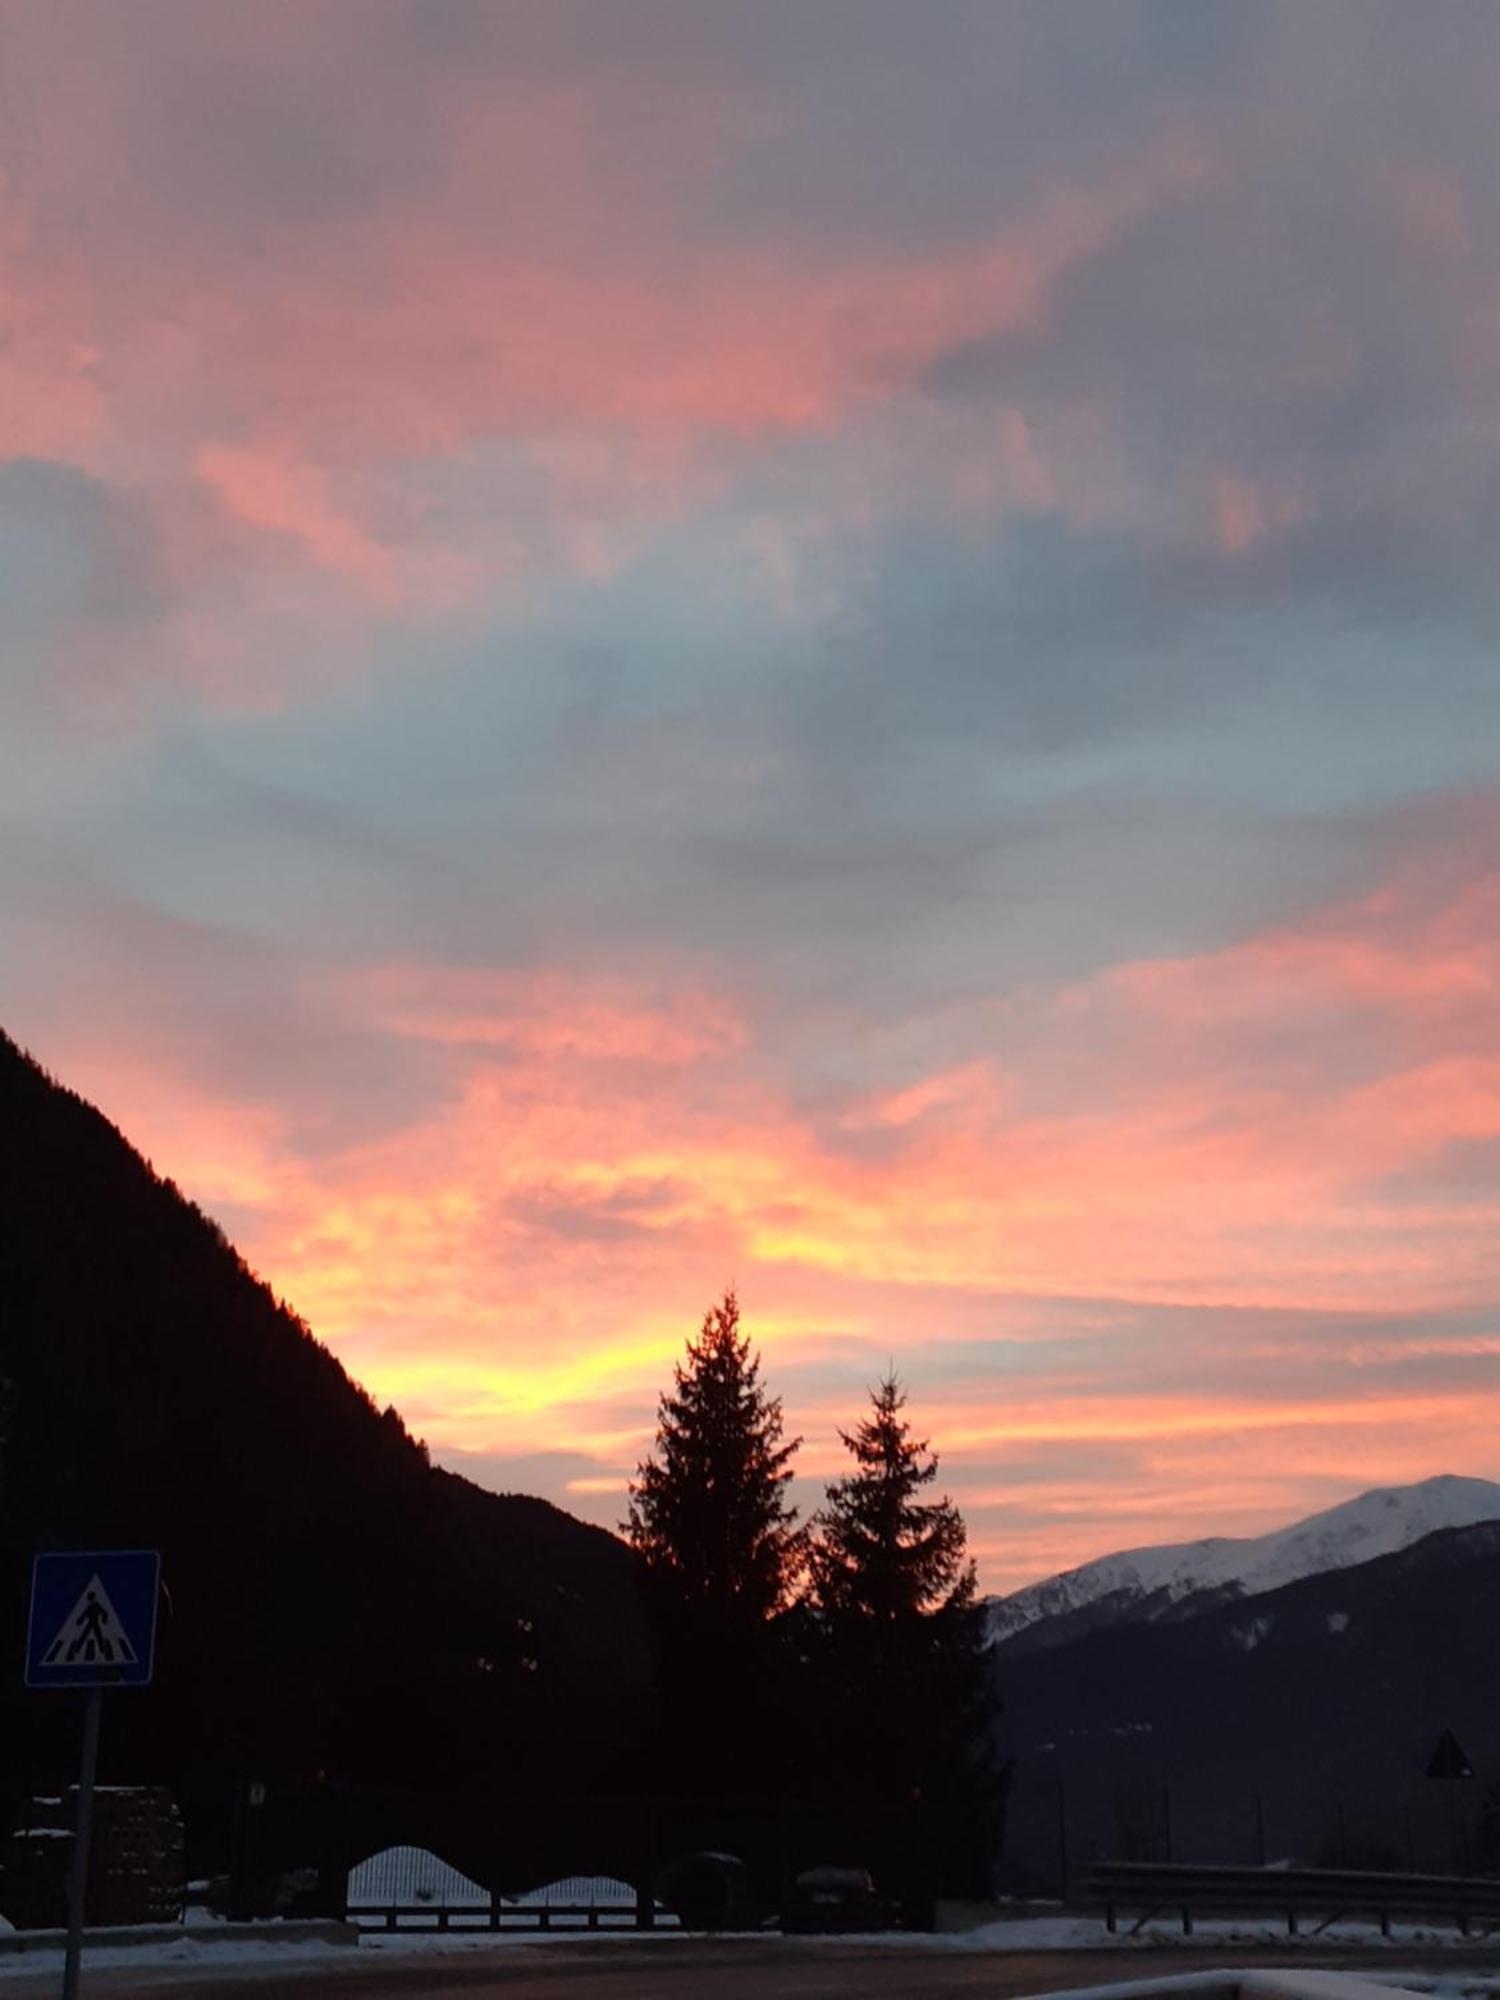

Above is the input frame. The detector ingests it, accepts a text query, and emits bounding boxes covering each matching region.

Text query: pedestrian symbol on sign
[24,1548,161,2000]
[27,1549,158,1690]
[42,1575,140,1670]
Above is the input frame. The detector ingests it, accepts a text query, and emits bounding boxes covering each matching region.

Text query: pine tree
[626,1289,803,1632]
[806,1374,1003,1904]
[809,1373,974,1624]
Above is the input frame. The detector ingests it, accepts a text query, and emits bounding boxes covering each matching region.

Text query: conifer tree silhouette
[809,1372,974,1624]
[626,1289,803,1631]
[806,1374,1002,1904]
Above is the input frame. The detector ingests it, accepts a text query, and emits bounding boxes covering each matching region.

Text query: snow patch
[347,1845,487,1911]
[513,1876,637,1908]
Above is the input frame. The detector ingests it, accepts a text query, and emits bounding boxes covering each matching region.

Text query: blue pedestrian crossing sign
[26,1550,160,1689]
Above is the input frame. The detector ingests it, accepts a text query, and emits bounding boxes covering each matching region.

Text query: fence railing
[1083,1860,1500,1937]
[1006,1773,1494,1897]
[347,1900,654,1932]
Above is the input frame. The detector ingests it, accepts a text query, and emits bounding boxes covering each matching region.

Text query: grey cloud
[915,21,1500,630]
[0,459,164,710]
[948,1443,1148,1491]
[1371,1138,1500,1211]
[505,1179,693,1246]
[0,849,454,1159]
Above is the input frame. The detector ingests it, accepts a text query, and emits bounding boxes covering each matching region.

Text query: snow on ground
[507,1875,680,1928]
[515,1875,636,1907]
[346,1843,488,1912]
[0,1935,361,1983]
[957,1918,1500,1953]
[4,1909,1500,1981]
[0,1927,708,1985]
[1390,1983,1500,1998]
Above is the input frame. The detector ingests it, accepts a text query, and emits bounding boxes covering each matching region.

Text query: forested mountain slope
[0,1030,649,1854]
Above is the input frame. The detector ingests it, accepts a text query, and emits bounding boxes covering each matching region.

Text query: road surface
[11,1939,1500,2000]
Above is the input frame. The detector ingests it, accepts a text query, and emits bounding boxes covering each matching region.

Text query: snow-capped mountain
[996,1515,1500,1882]
[985,1474,1500,1651]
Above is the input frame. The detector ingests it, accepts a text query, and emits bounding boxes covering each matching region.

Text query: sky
[3,1,1499,1592]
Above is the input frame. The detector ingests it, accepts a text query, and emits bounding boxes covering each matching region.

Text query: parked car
[780,1864,890,1933]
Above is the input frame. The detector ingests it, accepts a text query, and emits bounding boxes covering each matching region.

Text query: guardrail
[1083,1861,1500,1938]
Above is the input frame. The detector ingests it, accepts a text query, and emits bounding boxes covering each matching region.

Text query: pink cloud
[359,964,748,1065]
[1389,165,1474,264]
[1211,471,1308,557]
[195,444,399,597]
[0,3,1222,723]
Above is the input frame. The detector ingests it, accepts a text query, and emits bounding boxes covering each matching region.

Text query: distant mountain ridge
[985,1474,1500,1653]
[996,1514,1500,1883]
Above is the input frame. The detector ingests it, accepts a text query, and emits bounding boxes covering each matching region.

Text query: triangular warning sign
[1426,1728,1476,1780]
[41,1573,139,1670]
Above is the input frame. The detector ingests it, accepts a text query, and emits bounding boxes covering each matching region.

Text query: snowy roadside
[345,1914,1500,1955]
[0,1917,1496,1978]
[0,1932,359,1984]
[952,1920,1500,1955]
[3,1911,1500,1985]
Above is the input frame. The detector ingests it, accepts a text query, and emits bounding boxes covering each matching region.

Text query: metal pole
[62,1685,104,2000]
[1255,1793,1266,1867]
[1056,1780,1069,1903]
[639,1798,658,1932]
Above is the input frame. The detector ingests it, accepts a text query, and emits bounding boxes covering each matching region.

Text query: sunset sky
[4,2,1499,1590]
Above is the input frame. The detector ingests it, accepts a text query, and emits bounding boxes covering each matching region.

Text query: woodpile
[1,1787,184,1930]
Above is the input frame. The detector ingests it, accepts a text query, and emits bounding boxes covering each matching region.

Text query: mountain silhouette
[0,1030,649,1872]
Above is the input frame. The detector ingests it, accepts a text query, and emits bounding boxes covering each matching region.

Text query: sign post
[61,1687,103,2000]
[26,1551,161,2000]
